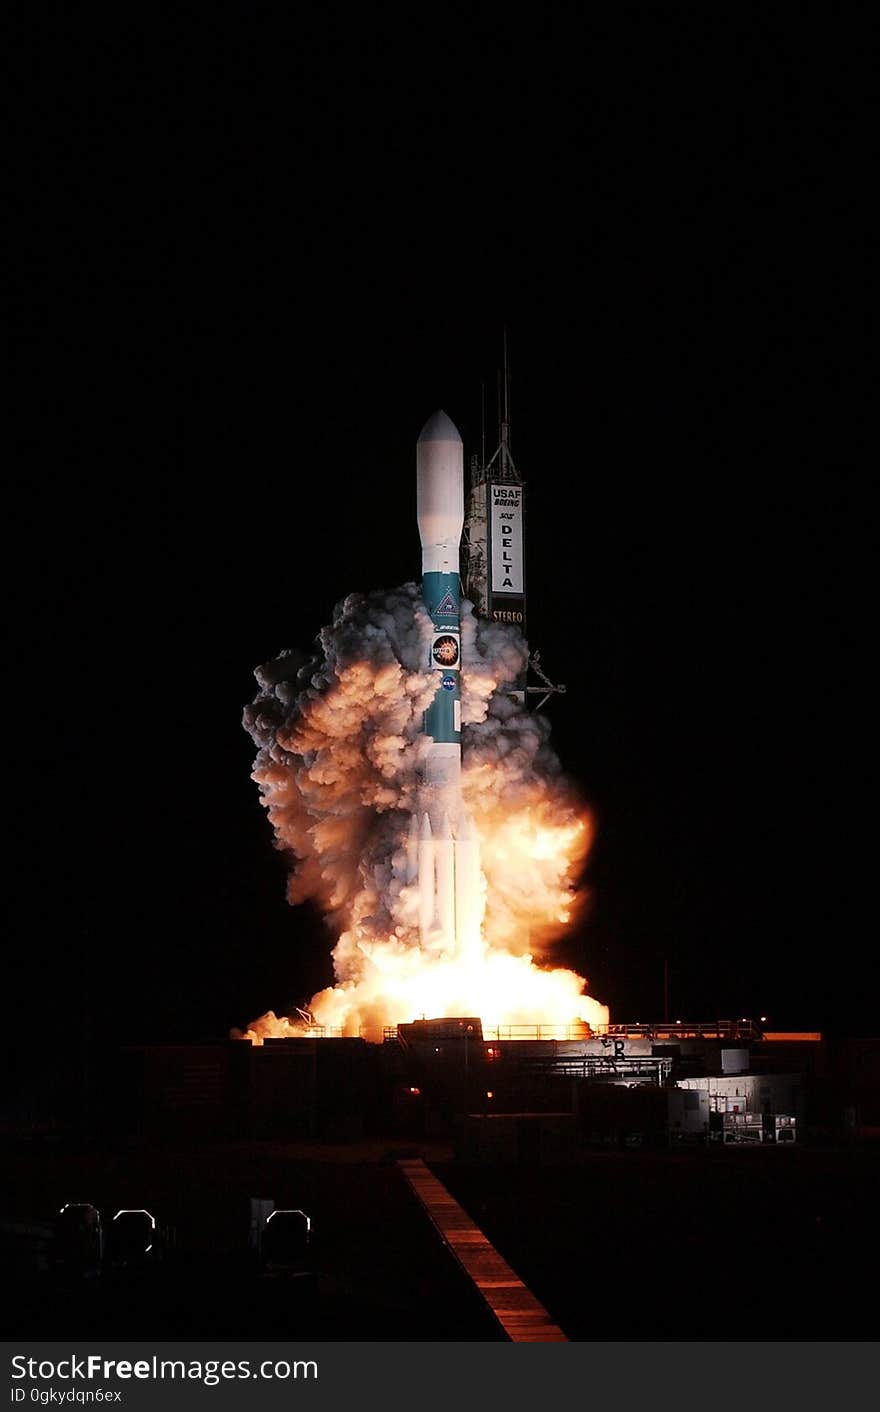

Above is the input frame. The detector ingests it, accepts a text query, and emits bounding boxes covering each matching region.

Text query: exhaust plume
[236,582,608,1041]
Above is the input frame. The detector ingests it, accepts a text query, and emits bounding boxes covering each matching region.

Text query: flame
[237,787,607,1044]
[307,941,607,1040]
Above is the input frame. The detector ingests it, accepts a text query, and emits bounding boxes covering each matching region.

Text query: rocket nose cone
[418,409,462,444]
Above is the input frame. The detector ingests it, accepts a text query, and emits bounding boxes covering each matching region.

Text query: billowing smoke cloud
[236,582,606,1040]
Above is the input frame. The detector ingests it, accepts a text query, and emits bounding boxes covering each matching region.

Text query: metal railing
[264,1026,353,1041]
[596,1020,764,1042]
[482,1024,593,1042]
[518,1055,675,1082]
[381,1019,764,1044]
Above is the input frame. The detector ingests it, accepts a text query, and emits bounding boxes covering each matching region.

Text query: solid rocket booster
[417,410,464,814]
[414,411,486,957]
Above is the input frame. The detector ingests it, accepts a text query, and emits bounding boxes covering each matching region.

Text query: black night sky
[8,10,872,1084]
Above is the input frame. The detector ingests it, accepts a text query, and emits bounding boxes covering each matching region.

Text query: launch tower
[462,333,565,709]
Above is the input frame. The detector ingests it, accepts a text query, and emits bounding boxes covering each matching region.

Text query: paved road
[435,1143,880,1341]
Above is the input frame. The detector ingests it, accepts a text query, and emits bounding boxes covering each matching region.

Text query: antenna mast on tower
[461,330,566,709]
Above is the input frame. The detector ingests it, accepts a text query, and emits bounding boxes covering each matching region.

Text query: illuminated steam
[236,582,607,1041]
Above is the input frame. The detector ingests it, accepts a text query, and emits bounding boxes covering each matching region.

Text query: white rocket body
[413,410,485,957]
[416,413,464,574]
[416,410,464,809]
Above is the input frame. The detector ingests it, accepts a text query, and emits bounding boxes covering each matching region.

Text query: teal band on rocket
[423,570,461,745]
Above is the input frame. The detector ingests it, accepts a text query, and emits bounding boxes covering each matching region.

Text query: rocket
[417,410,464,808]
[413,411,482,960]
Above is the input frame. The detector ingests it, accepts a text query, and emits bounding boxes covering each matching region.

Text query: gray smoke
[238,580,596,1035]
